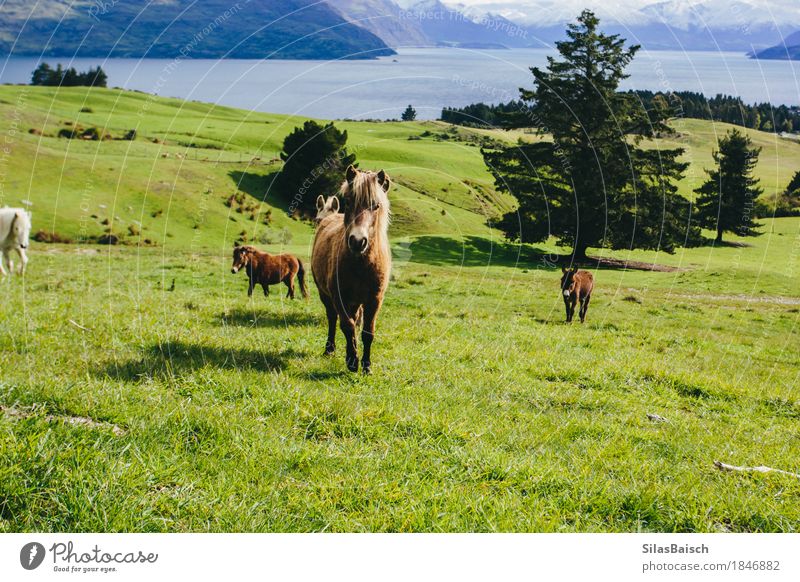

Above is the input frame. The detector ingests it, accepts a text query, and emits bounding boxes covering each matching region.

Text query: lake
[2,48,799,120]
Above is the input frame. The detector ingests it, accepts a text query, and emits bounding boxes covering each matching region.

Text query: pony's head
[231,245,255,274]
[339,165,390,256]
[560,267,579,297]
[315,195,340,223]
[10,210,31,249]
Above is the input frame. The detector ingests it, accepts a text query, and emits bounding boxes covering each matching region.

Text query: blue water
[2,48,799,119]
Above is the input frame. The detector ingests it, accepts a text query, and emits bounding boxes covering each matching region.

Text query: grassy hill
[1,86,800,532]
[2,85,799,254]
[0,86,516,250]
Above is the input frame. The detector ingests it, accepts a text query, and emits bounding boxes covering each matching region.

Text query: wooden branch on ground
[68,319,90,331]
[713,461,800,479]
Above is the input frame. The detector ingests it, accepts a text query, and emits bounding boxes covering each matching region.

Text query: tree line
[31,63,108,88]
[441,91,800,135]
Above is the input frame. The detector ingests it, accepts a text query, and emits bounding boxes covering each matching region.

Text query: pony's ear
[572,267,579,273]
[377,169,390,193]
[345,165,358,185]
[330,197,340,212]
[561,267,567,273]
[316,195,325,211]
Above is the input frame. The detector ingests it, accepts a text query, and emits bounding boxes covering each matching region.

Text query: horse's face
[11,211,31,249]
[342,166,390,256]
[561,267,579,297]
[315,195,339,223]
[230,246,251,274]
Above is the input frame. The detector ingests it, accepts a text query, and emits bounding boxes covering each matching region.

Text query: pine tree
[401,105,417,121]
[694,129,763,243]
[482,10,696,259]
[31,63,54,86]
[278,120,356,216]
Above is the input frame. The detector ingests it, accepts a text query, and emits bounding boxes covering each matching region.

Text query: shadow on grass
[229,170,295,214]
[409,236,687,272]
[96,341,297,381]
[409,235,557,269]
[695,237,754,249]
[219,308,321,329]
[297,369,351,381]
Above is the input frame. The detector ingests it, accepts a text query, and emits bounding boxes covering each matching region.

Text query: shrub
[33,230,73,244]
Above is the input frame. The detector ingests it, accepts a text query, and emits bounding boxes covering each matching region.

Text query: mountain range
[329,0,797,52]
[753,31,800,60]
[1,0,797,60]
[0,0,395,60]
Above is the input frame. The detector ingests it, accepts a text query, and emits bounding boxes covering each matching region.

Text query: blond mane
[339,170,391,235]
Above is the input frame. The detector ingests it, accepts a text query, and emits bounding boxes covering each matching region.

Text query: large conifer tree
[482,10,697,259]
[694,129,763,243]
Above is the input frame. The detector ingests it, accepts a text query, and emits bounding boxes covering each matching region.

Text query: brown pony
[560,267,594,323]
[231,245,308,299]
[311,165,391,374]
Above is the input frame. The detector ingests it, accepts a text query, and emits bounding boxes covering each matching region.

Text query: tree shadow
[409,235,686,272]
[219,308,321,329]
[296,369,351,381]
[228,170,293,213]
[694,237,754,248]
[408,235,557,269]
[95,341,299,382]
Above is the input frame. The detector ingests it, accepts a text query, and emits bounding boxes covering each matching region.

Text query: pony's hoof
[346,356,359,372]
[362,363,372,375]
[324,350,335,357]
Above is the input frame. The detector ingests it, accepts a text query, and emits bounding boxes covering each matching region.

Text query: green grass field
[1,87,799,532]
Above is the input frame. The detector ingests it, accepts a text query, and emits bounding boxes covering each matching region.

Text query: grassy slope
[0,86,512,250]
[1,86,800,532]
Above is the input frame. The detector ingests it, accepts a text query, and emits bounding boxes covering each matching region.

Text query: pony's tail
[297,258,309,299]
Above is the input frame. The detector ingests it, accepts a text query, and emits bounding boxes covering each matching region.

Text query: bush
[97,234,119,245]
[33,230,73,244]
[277,120,356,217]
[80,127,101,140]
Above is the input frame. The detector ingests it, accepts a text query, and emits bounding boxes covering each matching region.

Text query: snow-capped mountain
[326,0,798,52]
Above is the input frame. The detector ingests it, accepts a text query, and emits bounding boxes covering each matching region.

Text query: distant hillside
[326,0,431,47]
[0,0,395,60]
[753,31,800,60]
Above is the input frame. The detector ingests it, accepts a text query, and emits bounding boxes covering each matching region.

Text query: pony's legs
[5,251,14,275]
[563,296,571,322]
[262,284,270,296]
[579,295,590,323]
[566,297,577,322]
[285,274,295,299]
[320,293,338,355]
[16,248,27,274]
[247,275,255,297]
[360,300,382,374]
[338,303,359,372]
[0,251,8,277]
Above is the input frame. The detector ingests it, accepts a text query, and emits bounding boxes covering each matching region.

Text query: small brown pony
[561,267,594,323]
[312,165,391,374]
[231,245,308,299]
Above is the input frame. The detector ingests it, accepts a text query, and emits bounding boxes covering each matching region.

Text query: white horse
[0,207,32,276]
[314,195,339,224]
